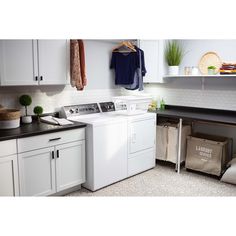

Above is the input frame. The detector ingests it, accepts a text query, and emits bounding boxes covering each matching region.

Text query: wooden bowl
[0,109,21,121]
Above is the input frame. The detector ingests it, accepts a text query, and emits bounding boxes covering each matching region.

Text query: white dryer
[99,102,156,178]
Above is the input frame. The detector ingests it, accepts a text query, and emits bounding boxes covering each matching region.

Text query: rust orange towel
[70,40,87,90]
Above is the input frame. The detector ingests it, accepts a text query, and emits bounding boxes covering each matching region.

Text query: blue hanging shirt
[110,51,139,85]
[124,46,146,91]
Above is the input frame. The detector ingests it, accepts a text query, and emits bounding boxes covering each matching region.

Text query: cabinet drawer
[17,128,85,153]
[128,148,155,177]
[0,139,17,157]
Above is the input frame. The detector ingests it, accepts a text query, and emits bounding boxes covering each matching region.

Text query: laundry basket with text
[185,133,232,176]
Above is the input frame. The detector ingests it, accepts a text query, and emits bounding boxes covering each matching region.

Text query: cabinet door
[37,40,67,85]
[129,118,155,154]
[0,155,19,196]
[139,40,165,83]
[56,140,85,192]
[0,40,38,85]
[18,147,56,196]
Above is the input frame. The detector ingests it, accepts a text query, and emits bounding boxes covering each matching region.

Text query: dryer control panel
[99,102,115,112]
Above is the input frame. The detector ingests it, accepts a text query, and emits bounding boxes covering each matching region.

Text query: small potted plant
[207,65,217,75]
[19,94,32,124]
[33,106,43,123]
[165,40,185,76]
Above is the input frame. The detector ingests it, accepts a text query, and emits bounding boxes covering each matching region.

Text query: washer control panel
[61,103,100,118]
[99,102,115,112]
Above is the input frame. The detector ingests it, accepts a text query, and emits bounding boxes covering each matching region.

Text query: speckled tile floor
[67,163,236,196]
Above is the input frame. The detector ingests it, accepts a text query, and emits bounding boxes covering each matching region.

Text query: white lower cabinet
[17,129,86,196]
[18,147,56,196]
[56,141,85,192]
[0,154,19,196]
[0,139,19,196]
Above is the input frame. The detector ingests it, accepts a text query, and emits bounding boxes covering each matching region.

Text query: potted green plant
[33,106,43,123]
[19,94,32,124]
[165,40,185,76]
[207,65,217,75]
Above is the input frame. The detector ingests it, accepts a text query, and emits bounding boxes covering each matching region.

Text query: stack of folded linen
[220,62,236,74]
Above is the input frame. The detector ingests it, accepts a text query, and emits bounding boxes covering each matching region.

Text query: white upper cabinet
[37,40,67,85]
[0,39,67,86]
[0,40,37,86]
[139,40,165,83]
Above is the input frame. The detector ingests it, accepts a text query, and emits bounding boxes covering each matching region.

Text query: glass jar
[184,67,191,75]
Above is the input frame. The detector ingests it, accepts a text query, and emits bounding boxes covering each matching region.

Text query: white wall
[0,40,121,115]
[84,40,117,90]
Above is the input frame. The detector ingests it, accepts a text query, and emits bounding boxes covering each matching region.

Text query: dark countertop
[156,105,236,125]
[0,121,86,141]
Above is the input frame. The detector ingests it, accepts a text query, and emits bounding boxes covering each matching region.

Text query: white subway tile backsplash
[0,86,122,115]
[1,84,236,115]
[142,86,236,110]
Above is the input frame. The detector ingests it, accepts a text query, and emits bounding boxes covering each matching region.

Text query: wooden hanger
[113,41,136,53]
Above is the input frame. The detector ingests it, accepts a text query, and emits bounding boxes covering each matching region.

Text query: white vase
[168,66,179,76]
[21,116,32,124]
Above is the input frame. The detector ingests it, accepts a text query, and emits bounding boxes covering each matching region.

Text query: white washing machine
[61,103,128,191]
[61,102,156,191]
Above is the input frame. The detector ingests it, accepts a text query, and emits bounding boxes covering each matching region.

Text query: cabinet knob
[35,76,38,81]
[52,151,55,159]
[40,76,43,81]
[56,150,60,158]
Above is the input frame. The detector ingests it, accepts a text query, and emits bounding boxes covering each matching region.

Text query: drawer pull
[52,151,55,159]
[56,150,60,158]
[49,137,61,142]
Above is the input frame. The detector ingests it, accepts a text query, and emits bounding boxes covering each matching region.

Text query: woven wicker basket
[0,109,21,121]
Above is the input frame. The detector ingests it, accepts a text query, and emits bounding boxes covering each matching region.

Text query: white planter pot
[168,66,179,76]
[208,69,216,75]
[21,116,32,124]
